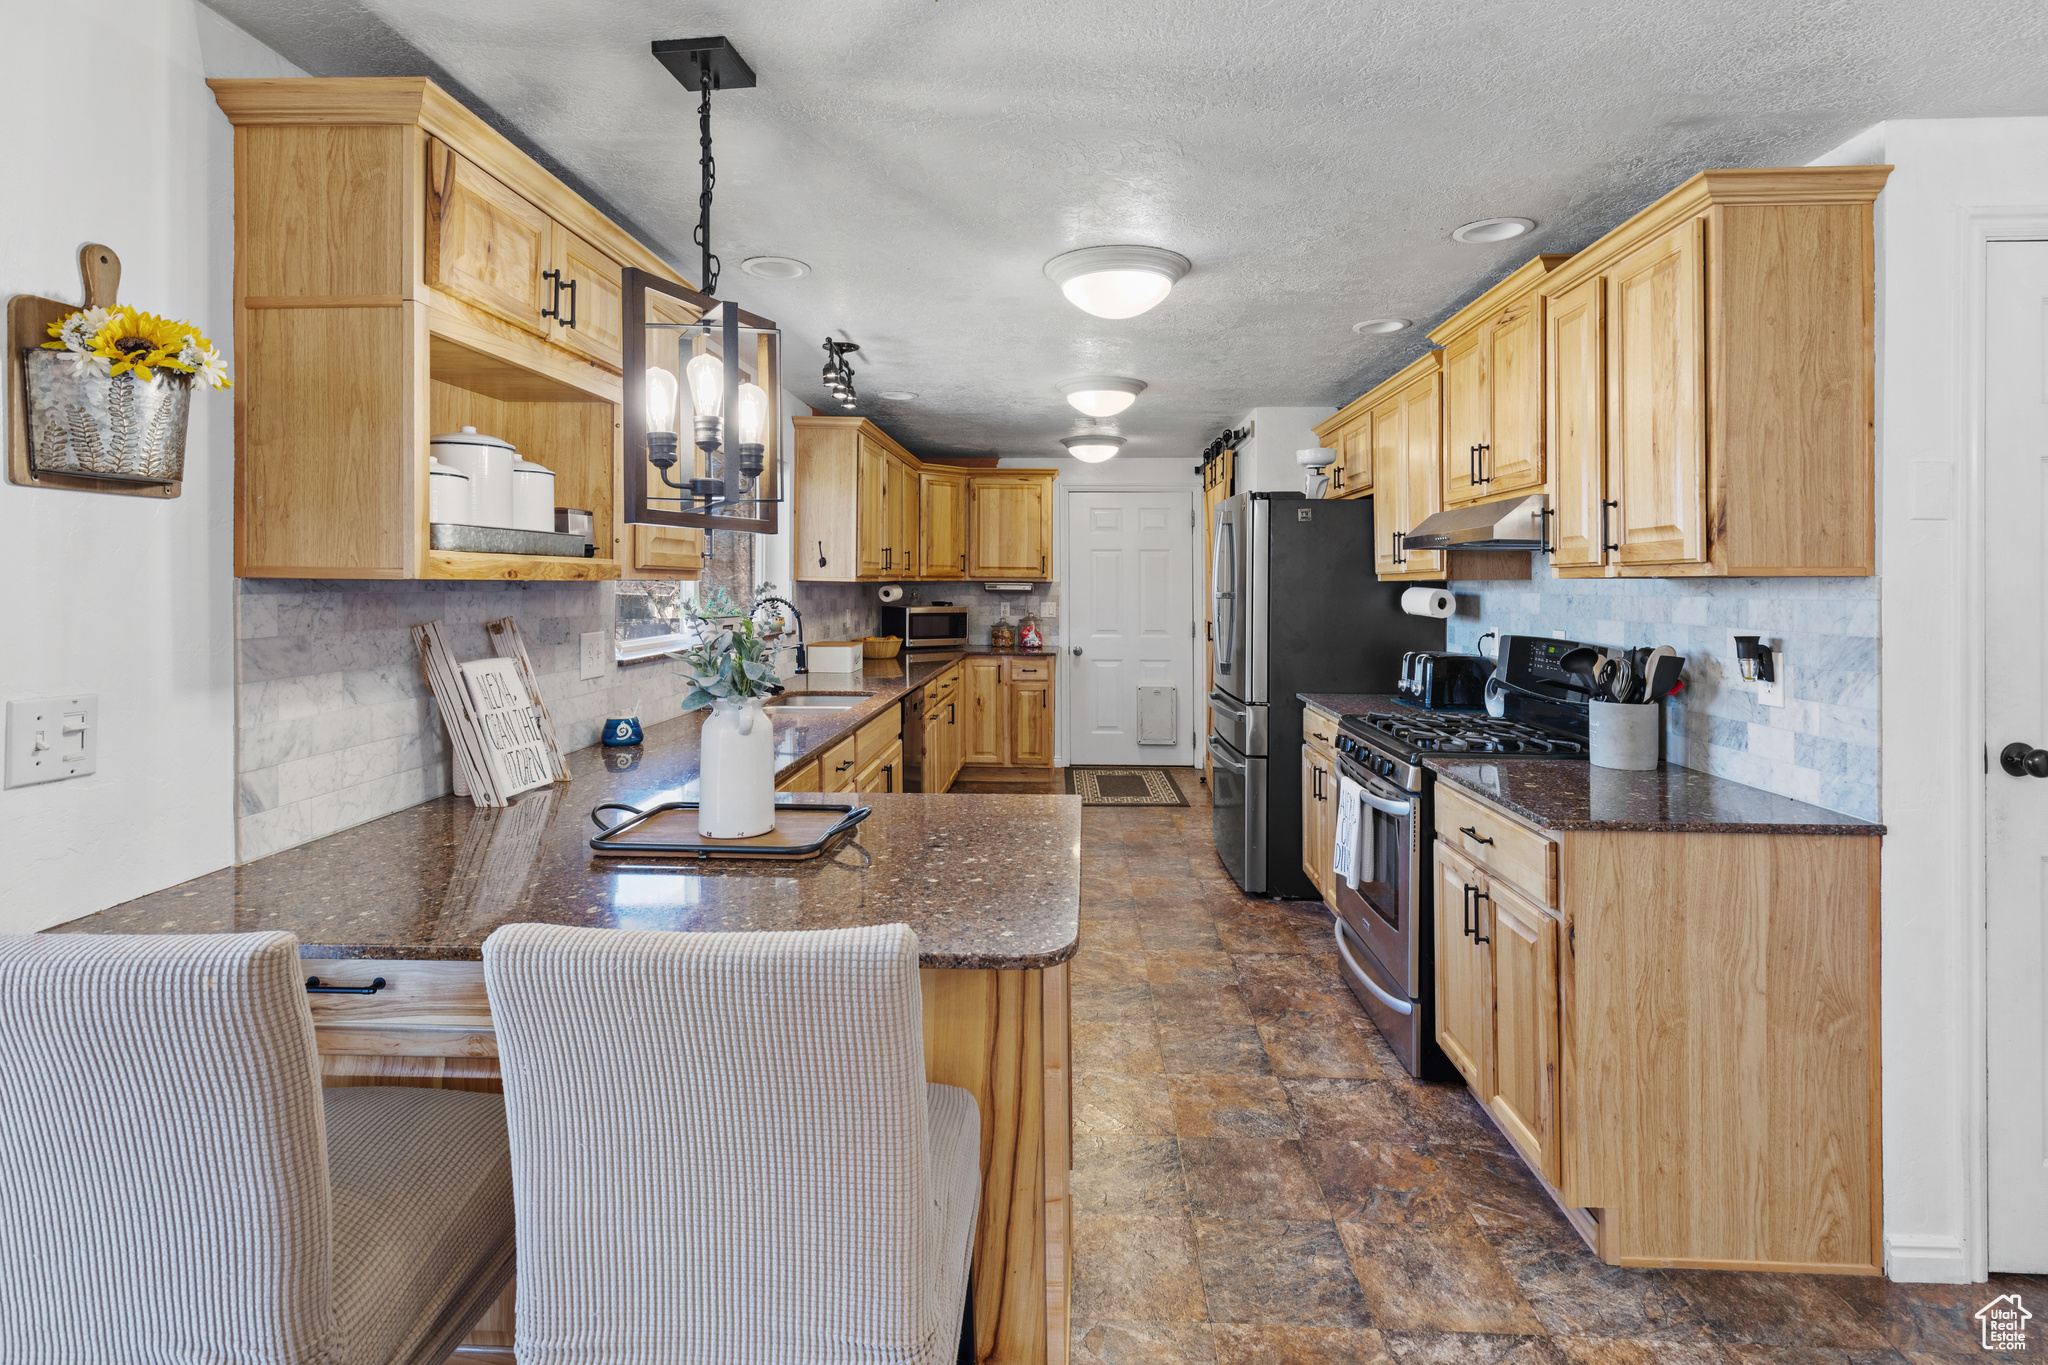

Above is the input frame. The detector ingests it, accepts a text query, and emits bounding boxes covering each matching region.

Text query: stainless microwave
[879,604,968,650]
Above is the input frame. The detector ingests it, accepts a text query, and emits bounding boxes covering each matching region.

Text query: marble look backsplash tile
[235,578,702,862]
[1445,569,1880,820]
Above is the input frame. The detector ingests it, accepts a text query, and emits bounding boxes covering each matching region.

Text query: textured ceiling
[206,0,2047,458]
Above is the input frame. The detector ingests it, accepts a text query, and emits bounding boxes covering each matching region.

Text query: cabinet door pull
[1602,498,1620,554]
[817,541,827,568]
[959,553,966,571]
[1537,506,1555,554]
[1462,885,1476,938]
[1040,554,1046,575]
[1472,888,1491,945]
[946,702,955,725]
[1458,825,1495,846]
[1476,442,1490,483]
[558,276,578,330]
[1468,444,1479,486]
[540,268,563,320]
[306,975,387,995]
[882,763,895,792]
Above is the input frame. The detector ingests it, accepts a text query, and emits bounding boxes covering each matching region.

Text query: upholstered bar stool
[484,921,980,1365]
[0,931,516,1365]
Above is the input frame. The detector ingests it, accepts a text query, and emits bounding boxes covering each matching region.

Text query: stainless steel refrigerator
[1208,492,1445,896]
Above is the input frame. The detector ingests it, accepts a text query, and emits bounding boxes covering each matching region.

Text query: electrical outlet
[6,695,98,788]
[580,632,608,681]
[1726,631,1786,708]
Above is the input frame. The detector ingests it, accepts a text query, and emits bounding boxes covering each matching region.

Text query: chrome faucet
[752,595,807,674]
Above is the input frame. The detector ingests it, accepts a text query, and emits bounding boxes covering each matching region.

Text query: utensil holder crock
[1588,700,1660,771]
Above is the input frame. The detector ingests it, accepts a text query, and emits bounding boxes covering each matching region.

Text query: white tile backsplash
[1447,567,1880,820]
[234,578,705,861]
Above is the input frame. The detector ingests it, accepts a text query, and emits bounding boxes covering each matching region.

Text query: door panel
[1488,880,1562,1185]
[1441,328,1487,508]
[969,476,1052,578]
[1608,219,1707,566]
[1070,491,1196,766]
[1987,239,2048,1270]
[1372,399,1404,576]
[1488,297,1546,498]
[548,226,624,367]
[1008,681,1052,767]
[1300,746,1321,898]
[631,524,700,573]
[1547,276,1607,570]
[1433,841,1492,1093]
[961,657,1004,765]
[918,469,968,578]
[887,453,919,579]
[1340,421,1374,496]
[1399,373,1446,577]
[425,139,551,336]
[856,437,888,578]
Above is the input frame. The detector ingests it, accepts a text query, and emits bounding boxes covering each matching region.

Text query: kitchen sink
[764,694,868,711]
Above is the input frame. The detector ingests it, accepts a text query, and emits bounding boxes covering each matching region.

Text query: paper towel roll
[1400,586,1456,618]
[877,584,904,603]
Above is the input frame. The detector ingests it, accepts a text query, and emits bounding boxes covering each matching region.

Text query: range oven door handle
[1334,919,1413,1016]
[1356,787,1414,819]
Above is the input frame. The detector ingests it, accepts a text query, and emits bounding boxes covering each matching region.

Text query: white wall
[1231,405,1338,494]
[1816,116,2048,1283]
[0,3,299,934]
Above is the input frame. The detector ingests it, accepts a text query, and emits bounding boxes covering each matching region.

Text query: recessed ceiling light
[1450,218,1535,245]
[877,391,917,401]
[1043,245,1191,319]
[1060,434,1126,464]
[1353,318,1411,335]
[1057,375,1147,417]
[741,255,810,279]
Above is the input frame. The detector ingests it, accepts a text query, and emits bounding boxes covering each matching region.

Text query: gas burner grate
[1356,712,1585,758]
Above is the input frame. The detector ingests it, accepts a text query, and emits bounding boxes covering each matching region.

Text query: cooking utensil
[1559,646,1603,696]
[1607,655,1635,704]
[1644,649,1684,701]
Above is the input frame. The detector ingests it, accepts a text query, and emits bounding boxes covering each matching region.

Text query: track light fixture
[822,339,860,410]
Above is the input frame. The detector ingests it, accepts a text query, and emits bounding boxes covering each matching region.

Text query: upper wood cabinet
[1366,355,1446,581]
[1429,255,1568,509]
[1311,399,1375,500]
[212,78,688,582]
[918,468,969,578]
[968,474,1056,579]
[794,416,1057,583]
[1539,167,1889,577]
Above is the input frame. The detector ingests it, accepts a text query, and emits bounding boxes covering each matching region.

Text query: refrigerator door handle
[1209,741,1248,774]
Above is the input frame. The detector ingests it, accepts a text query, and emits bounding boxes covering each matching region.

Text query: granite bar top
[1297,694,1882,836]
[47,669,1082,968]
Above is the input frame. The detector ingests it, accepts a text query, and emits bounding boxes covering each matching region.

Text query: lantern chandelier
[623,36,784,529]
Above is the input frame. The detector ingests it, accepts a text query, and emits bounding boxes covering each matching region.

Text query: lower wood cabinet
[1485,875,1562,1187]
[1300,743,1335,904]
[856,739,904,793]
[820,735,860,793]
[1432,840,1494,1094]
[960,656,1056,769]
[776,760,821,793]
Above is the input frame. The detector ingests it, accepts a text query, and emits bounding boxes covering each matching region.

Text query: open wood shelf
[425,551,619,582]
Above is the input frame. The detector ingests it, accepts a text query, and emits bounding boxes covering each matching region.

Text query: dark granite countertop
[1297,693,1882,836]
[46,664,1082,969]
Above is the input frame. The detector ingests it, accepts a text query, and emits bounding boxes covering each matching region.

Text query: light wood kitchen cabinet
[1433,840,1494,1095]
[919,664,965,793]
[1311,402,1375,500]
[961,657,1005,765]
[1366,356,1446,581]
[918,468,969,578]
[776,760,821,793]
[969,475,1056,579]
[1486,877,1562,1186]
[820,735,860,793]
[1430,255,1569,509]
[214,78,690,582]
[1008,680,1053,767]
[795,416,1057,583]
[1539,166,1889,577]
[856,739,903,793]
[627,524,701,575]
[1300,744,1335,903]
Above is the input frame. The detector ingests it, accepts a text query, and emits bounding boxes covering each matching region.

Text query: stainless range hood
[1401,493,1548,551]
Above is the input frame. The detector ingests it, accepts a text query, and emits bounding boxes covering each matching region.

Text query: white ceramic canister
[511,459,556,532]
[698,696,777,838]
[427,458,472,525]
[430,426,515,528]
[1588,700,1660,771]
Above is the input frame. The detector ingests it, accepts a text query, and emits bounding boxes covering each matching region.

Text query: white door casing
[1986,239,2048,1273]
[1064,489,1196,767]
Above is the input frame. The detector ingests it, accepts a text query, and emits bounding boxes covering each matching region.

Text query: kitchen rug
[1065,766,1188,807]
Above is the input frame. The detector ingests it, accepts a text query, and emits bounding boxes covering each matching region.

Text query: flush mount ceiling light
[1058,375,1147,417]
[877,391,917,401]
[1043,245,1191,320]
[1450,217,1536,245]
[1060,434,1126,464]
[1353,318,1411,335]
[740,255,810,279]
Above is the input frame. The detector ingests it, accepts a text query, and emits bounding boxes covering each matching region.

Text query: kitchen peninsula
[48,679,1081,1365]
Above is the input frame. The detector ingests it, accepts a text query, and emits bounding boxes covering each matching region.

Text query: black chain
[694,63,720,296]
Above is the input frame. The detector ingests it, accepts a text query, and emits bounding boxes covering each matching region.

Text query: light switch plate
[6,695,99,788]
[580,632,607,681]
[1040,601,1057,619]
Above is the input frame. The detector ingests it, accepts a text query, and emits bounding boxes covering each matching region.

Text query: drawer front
[777,760,822,793]
[1304,706,1339,754]
[303,959,491,1031]
[1004,657,1052,683]
[1435,783,1557,908]
[821,736,860,791]
[856,705,903,767]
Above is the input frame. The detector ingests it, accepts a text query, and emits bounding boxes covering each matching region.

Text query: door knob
[1071,647,1082,656]
[2001,742,2048,778]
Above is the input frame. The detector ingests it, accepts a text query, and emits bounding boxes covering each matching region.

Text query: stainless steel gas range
[1327,668,1589,1080]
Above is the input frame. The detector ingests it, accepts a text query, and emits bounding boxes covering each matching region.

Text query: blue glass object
[602,716,644,747]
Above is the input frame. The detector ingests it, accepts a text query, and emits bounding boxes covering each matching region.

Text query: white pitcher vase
[698,696,776,838]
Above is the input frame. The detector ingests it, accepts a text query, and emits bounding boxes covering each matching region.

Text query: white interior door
[1065,490,1195,767]
[1987,238,2048,1272]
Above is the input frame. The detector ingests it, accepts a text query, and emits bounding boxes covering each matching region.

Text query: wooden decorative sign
[414,618,568,808]
[460,658,555,799]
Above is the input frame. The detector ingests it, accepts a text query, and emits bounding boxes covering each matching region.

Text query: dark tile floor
[1069,772,2044,1365]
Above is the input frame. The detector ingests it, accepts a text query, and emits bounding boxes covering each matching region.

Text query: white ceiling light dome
[1043,245,1191,319]
[740,255,810,279]
[1353,318,1411,335]
[1057,375,1147,417]
[877,391,917,401]
[1450,217,1535,245]
[1060,434,1126,464]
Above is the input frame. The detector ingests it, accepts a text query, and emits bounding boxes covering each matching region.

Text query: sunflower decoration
[42,305,231,390]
